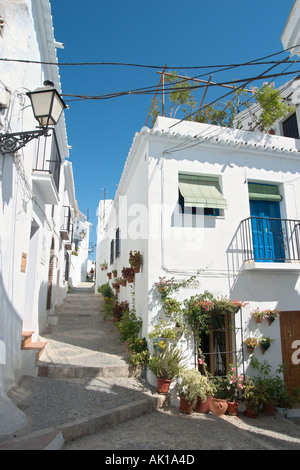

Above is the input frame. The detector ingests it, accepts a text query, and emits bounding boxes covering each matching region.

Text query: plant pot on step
[227,401,239,416]
[179,396,194,414]
[157,377,171,394]
[210,398,228,417]
[195,396,211,414]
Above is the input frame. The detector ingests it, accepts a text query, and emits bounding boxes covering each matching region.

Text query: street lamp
[0,80,66,155]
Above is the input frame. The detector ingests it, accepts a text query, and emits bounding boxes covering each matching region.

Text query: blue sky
[50,0,296,260]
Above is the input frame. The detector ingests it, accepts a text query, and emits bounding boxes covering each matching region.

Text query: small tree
[249,82,294,131]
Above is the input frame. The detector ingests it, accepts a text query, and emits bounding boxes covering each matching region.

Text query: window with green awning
[178,173,227,210]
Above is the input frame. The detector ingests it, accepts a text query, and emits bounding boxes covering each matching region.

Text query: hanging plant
[163,297,182,317]
[122,267,135,283]
[129,251,143,273]
[243,337,259,354]
[259,337,275,354]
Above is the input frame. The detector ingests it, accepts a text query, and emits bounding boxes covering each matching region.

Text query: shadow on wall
[0,272,23,393]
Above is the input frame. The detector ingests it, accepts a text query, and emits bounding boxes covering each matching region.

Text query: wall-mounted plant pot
[107,273,112,279]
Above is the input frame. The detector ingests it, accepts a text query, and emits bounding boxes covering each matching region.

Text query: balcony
[60,206,72,249]
[240,216,300,271]
[31,131,61,205]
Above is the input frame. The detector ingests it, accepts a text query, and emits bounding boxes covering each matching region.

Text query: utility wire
[0,44,299,69]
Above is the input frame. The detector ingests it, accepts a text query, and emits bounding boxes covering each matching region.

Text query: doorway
[280,311,300,393]
[250,199,285,262]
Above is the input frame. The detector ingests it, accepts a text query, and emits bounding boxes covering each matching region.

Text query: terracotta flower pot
[227,401,239,416]
[157,378,171,394]
[179,396,194,414]
[210,398,228,417]
[255,317,262,324]
[245,403,259,418]
[263,401,275,415]
[195,396,211,414]
[133,267,140,273]
[107,273,112,279]
[247,347,255,355]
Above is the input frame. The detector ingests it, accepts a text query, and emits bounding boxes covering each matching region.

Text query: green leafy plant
[163,297,182,316]
[243,376,264,414]
[250,82,294,132]
[116,310,142,342]
[225,365,244,401]
[128,337,150,367]
[113,300,129,322]
[175,368,212,402]
[148,345,186,380]
[148,318,179,342]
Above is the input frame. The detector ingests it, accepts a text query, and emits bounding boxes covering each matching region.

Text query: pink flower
[198,358,203,365]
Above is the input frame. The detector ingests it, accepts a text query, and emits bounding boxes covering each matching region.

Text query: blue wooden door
[250,200,285,262]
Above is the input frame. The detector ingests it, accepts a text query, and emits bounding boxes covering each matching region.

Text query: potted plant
[113,300,129,323]
[107,272,112,280]
[243,376,263,417]
[163,297,181,317]
[175,368,208,414]
[129,250,143,273]
[100,261,108,271]
[259,336,274,354]
[122,267,135,283]
[225,365,244,416]
[148,319,180,352]
[264,309,280,325]
[210,377,229,416]
[250,308,265,324]
[148,345,186,394]
[112,269,117,278]
[243,337,258,355]
[195,377,216,414]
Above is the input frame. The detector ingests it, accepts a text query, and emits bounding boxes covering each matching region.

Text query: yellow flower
[158,340,166,350]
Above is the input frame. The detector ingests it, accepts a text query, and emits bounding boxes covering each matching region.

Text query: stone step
[0,429,64,451]
[37,363,143,379]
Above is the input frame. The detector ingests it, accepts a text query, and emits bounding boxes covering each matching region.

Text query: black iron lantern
[27,80,66,127]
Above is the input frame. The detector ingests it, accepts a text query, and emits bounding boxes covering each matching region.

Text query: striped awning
[248,183,282,201]
[179,174,227,209]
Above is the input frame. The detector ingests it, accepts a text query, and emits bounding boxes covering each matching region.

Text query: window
[282,113,299,139]
[110,239,114,265]
[198,313,235,377]
[115,228,120,258]
[178,173,226,215]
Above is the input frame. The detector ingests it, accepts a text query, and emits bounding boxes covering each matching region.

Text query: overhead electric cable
[0,44,300,69]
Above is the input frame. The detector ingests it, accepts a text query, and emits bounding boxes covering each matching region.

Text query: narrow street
[2,283,300,451]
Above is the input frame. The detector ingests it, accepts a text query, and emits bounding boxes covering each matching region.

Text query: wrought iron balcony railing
[33,130,61,192]
[60,205,72,242]
[241,216,300,263]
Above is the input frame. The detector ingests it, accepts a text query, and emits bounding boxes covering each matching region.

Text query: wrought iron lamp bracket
[0,128,50,155]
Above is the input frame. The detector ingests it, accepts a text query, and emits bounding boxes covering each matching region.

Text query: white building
[96,115,300,392]
[0,0,85,436]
